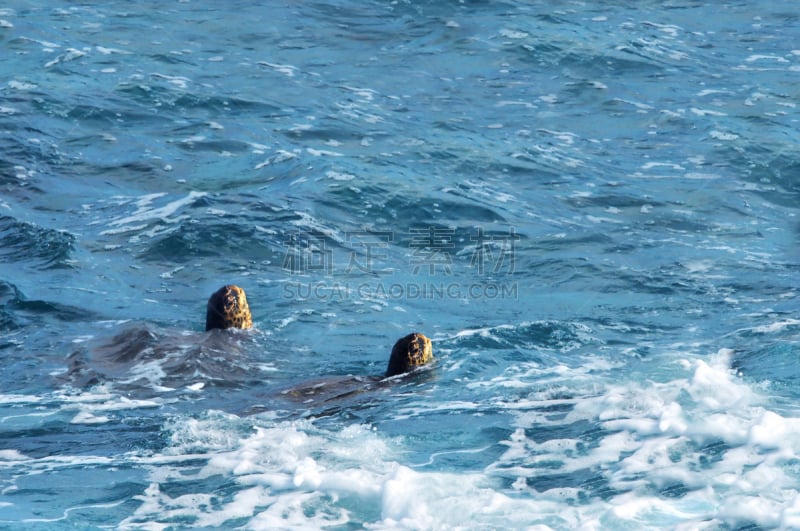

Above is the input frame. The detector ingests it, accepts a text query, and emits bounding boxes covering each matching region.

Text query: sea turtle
[269,330,434,417]
[200,285,435,415]
[64,284,256,390]
[205,284,433,378]
[64,285,433,405]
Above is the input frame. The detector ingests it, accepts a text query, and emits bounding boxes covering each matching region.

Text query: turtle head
[205,285,253,331]
[386,332,433,377]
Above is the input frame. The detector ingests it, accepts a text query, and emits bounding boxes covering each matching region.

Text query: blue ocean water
[1,1,799,529]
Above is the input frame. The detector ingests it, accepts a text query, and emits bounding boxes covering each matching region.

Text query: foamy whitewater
[1,2,799,530]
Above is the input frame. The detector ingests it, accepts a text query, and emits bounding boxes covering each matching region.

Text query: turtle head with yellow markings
[205,285,253,331]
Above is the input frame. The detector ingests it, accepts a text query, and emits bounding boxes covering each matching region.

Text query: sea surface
[1,1,799,529]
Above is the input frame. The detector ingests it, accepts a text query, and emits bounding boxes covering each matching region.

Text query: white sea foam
[44,48,87,68]
[690,107,727,117]
[8,80,36,90]
[96,46,130,55]
[120,417,590,529]
[102,191,205,234]
[342,85,377,101]
[485,348,800,528]
[70,410,110,424]
[460,179,517,204]
[102,345,800,528]
[150,72,191,89]
[326,170,355,181]
[0,449,28,461]
[497,100,536,109]
[3,290,796,530]
[499,28,529,39]
[289,212,344,243]
[745,54,789,63]
[254,149,298,169]
[709,130,739,140]
[257,61,298,77]
[642,162,684,171]
[307,147,344,157]
[748,319,800,334]
[641,21,682,37]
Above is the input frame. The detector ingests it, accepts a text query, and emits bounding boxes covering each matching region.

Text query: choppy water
[1,1,799,529]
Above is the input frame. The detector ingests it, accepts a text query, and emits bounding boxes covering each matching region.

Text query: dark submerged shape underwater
[386,332,433,377]
[205,285,253,331]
